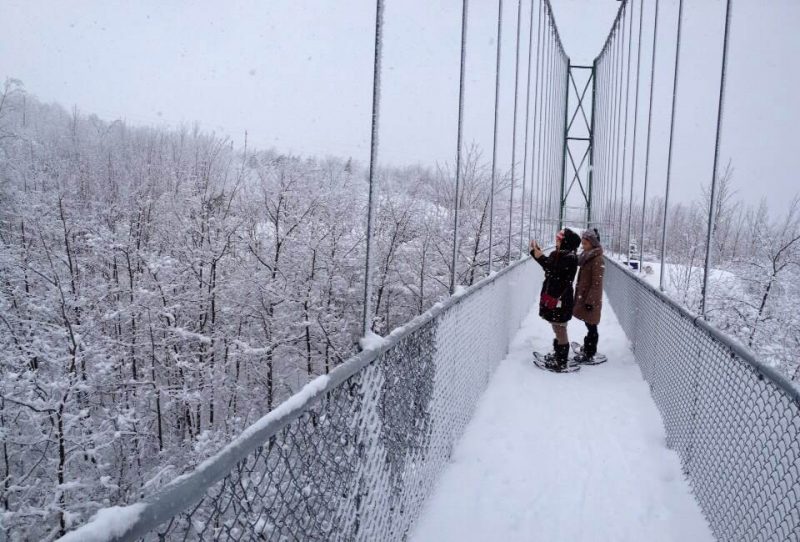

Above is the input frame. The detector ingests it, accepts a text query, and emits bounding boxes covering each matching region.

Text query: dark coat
[573,247,605,325]
[533,248,579,323]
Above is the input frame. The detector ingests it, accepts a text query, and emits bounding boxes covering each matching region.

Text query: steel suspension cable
[558,48,569,230]
[556,35,564,232]
[606,6,622,251]
[541,12,553,239]
[544,20,552,234]
[542,22,553,238]
[598,55,608,228]
[593,57,601,227]
[618,0,635,257]
[598,57,607,228]
[612,4,633,253]
[659,0,684,291]
[557,40,565,231]
[449,0,469,294]
[533,17,544,241]
[639,0,661,272]
[587,57,598,227]
[606,25,617,247]
[595,54,605,229]
[595,48,606,230]
[559,45,566,230]
[507,0,523,264]
[601,29,617,233]
[626,0,645,262]
[554,24,561,232]
[609,32,617,232]
[605,45,615,230]
[606,48,615,231]
[594,0,625,237]
[619,5,631,240]
[528,0,543,243]
[701,0,733,317]
[361,0,384,336]
[550,47,556,232]
[488,0,503,275]
[547,25,556,235]
[610,23,624,249]
[561,52,568,229]
[598,55,609,229]
[519,0,536,257]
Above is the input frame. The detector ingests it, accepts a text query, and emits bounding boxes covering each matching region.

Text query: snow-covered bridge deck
[411,296,713,542]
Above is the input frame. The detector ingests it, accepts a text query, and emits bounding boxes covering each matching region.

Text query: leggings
[551,323,569,345]
[552,323,597,347]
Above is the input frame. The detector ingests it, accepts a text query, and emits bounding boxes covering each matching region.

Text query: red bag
[540,292,560,310]
[541,277,568,310]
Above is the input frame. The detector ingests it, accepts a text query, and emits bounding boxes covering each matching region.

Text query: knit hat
[581,228,602,248]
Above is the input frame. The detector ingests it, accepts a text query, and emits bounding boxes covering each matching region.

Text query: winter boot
[554,343,571,370]
[545,341,570,371]
[582,329,599,360]
[543,339,561,369]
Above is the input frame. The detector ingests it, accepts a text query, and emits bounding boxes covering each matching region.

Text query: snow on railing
[58,257,540,541]
[604,256,800,541]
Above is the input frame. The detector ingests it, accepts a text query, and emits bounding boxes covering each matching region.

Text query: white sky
[1,0,798,212]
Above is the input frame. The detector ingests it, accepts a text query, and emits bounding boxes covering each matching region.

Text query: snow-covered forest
[1,71,798,538]
[0,79,534,538]
[613,168,800,383]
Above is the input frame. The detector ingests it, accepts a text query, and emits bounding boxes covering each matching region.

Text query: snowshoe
[570,341,608,365]
[533,351,580,373]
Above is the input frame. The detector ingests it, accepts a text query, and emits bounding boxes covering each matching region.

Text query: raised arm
[532,249,572,275]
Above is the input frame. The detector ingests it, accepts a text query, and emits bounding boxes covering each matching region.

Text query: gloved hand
[585,304,593,311]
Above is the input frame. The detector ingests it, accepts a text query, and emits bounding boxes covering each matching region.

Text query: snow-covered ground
[410,295,713,542]
[607,253,738,295]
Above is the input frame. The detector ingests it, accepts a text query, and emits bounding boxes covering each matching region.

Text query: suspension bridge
[57,1,799,541]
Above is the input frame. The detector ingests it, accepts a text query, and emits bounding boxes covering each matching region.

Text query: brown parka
[572,247,604,325]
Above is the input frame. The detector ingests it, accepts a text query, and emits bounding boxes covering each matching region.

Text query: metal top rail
[606,256,800,404]
[59,255,536,541]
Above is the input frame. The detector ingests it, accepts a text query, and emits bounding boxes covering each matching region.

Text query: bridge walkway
[411,295,713,542]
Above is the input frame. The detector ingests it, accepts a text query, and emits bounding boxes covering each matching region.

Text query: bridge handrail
[606,257,800,403]
[604,256,800,541]
[60,256,539,541]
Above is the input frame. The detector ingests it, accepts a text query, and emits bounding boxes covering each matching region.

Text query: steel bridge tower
[558,63,595,232]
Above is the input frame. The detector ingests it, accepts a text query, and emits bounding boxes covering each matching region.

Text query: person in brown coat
[573,228,605,361]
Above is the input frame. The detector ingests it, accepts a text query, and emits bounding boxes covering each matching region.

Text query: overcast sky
[1,0,798,213]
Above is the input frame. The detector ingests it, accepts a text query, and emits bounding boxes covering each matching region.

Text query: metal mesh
[604,257,800,541]
[61,258,540,542]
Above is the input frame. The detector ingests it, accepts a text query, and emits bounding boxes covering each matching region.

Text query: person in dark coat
[530,228,581,369]
[573,228,605,361]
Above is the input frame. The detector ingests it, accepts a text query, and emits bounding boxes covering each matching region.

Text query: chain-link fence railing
[58,257,540,542]
[604,256,800,541]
